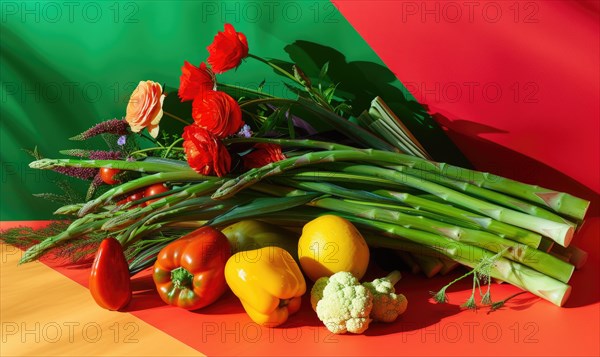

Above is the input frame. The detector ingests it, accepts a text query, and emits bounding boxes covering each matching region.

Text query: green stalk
[372,190,542,248]
[411,254,443,278]
[307,196,573,283]
[288,170,412,191]
[337,164,575,247]
[277,175,541,247]
[238,138,589,220]
[30,158,195,173]
[259,208,571,306]
[78,171,208,216]
[253,183,573,283]
[256,207,574,291]
[224,137,356,151]
[389,165,576,227]
[102,180,223,232]
[217,82,276,98]
[20,218,109,263]
[212,150,575,246]
[275,178,488,230]
[350,218,572,307]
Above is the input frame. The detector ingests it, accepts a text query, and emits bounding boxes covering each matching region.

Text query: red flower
[178,61,216,102]
[182,125,231,177]
[192,90,244,139]
[207,23,249,74]
[243,144,286,169]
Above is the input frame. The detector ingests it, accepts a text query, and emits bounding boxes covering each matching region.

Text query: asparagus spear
[219,138,590,220]
[212,150,576,247]
[30,158,194,173]
[387,165,576,226]
[411,254,443,278]
[350,218,572,307]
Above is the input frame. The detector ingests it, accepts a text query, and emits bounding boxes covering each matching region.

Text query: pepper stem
[171,267,194,289]
[278,299,290,308]
[386,270,403,286]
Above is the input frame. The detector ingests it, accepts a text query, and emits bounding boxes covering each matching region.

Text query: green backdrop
[1,1,463,220]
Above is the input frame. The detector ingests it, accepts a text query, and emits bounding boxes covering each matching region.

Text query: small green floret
[311,271,373,334]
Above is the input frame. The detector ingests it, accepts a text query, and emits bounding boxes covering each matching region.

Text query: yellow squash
[225,246,306,327]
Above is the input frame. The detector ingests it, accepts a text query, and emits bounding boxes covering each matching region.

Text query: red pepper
[153,227,231,310]
[89,238,131,310]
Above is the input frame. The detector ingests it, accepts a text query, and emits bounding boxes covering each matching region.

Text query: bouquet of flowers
[3,24,591,330]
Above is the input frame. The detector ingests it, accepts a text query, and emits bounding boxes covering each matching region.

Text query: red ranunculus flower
[243,144,286,169]
[178,61,216,102]
[192,90,244,139]
[182,125,231,177]
[207,23,249,74]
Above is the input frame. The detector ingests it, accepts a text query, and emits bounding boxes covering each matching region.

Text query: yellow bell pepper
[225,246,306,327]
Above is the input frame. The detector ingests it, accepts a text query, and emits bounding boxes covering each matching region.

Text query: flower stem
[162,138,184,158]
[164,111,192,125]
[248,53,298,83]
[129,147,183,157]
[239,97,297,109]
[217,82,275,98]
[223,137,355,151]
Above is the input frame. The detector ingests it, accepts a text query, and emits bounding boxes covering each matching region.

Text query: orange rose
[125,80,165,138]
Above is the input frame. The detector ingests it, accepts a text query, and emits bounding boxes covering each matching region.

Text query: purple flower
[54,167,97,180]
[236,124,253,138]
[88,151,122,160]
[70,119,129,141]
[117,135,127,146]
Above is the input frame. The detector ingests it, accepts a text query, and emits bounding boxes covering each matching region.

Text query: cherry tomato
[144,184,170,206]
[127,192,144,202]
[116,191,143,208]
[127,192,145,208]
[100,167,120,185]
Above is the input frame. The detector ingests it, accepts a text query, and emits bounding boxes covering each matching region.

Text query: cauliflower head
[314,272,373,334]
[363,274,408,323]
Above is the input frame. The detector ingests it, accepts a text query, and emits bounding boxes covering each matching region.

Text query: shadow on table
[123,273,165,312]
[432,111,600,207]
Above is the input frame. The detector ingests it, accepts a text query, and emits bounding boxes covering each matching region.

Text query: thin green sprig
[431,248,508,310]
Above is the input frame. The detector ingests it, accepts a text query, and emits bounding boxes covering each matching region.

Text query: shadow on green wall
[269,40,471,167]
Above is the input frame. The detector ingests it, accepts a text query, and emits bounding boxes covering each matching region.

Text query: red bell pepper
[89,238,131,310]
[153,226,231,310]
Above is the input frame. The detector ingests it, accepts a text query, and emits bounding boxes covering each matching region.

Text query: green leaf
[208,193,320,226]
[319,61,329,79]
[296,97,395,151]
[323,83,339,104]
[286,108,296,139]
[334,103,352,115]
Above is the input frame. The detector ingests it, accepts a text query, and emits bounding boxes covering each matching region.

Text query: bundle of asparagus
[21,130,589,308]
[9,24,591,310]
